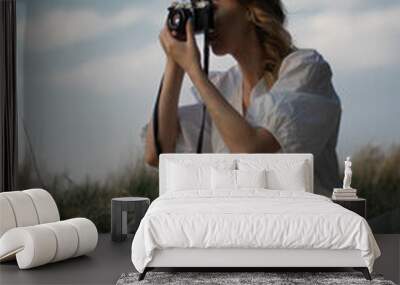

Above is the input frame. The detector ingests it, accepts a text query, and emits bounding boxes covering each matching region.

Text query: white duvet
[131,189,380,273]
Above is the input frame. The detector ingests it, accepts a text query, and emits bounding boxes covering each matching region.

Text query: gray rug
[116,271,396,285]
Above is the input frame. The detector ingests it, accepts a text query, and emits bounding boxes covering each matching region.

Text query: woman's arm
[187,65,280,153]
[144,58,184,167]
[159,19,279,153]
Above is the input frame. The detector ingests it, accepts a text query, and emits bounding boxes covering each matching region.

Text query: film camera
[167,0,215,41]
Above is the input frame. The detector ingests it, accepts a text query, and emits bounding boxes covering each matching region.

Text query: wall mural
[16,0,400,233]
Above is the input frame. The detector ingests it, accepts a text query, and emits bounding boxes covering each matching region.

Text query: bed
[131,153,381,281]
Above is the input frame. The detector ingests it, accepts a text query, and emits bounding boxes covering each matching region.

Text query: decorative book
[332,188,358,199]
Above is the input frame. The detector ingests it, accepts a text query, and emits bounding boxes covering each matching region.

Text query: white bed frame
[140,154,370,280]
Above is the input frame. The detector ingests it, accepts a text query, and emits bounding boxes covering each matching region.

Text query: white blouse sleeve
[247,50,342,156]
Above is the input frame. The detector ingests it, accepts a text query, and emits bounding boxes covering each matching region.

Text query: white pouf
[0,189,98,269]
[1,191,40,227]
[0,195,17,237]
[24,188,60,223]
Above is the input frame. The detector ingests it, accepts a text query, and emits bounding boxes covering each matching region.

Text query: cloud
[285,0,366,14]
[46,33,236,99]
[23,6,154,51]
[26,0,400,100]
[286,1,400,72]
[49,42,164,96]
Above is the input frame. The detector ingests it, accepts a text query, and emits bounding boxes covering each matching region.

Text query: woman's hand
[159,19,201,76]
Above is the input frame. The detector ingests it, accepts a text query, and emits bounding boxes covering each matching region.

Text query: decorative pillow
[237,159,308,191]
[166,159,236,192]
[211,168,236,190]
[211,168,268,190]
[236,169,267,189]
[167,161,210,191]
[267,165,307,191]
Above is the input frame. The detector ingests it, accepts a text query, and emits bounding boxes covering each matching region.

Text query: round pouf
[111,197,150,242]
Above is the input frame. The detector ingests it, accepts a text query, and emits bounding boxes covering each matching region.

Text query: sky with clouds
[16,0,400,182]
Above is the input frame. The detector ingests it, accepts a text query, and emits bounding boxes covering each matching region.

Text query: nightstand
[111,197,150,242]
[332,198,366,218]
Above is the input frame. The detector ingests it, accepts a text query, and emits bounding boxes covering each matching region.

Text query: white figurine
[343,156,352,189]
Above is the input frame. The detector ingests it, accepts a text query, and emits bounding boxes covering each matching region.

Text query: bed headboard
[159,153,313,195]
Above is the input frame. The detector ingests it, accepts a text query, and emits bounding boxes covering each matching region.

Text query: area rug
[116,271,396,285]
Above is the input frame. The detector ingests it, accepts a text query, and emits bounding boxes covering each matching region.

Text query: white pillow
[237,159,308,191]
[267,165,307,191]
[166,159,236,192]
[211,168,267,190]
[236,169,267,189]
[211,168,236,190]
[167,162,210,191]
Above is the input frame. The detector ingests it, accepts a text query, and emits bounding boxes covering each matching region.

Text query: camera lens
[172,13,181,26]
[168,9,187,32]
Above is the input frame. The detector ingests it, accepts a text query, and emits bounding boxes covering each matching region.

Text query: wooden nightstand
[332,198,366,218]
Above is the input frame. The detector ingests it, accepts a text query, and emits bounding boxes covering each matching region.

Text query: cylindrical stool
[111,197,150,242]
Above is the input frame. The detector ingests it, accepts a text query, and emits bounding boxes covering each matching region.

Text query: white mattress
[131,189,380,273]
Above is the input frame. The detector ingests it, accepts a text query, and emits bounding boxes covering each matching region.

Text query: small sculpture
[343,156,352,189]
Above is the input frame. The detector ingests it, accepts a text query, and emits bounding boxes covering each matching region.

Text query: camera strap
[196,10,211,154]
[153,10,211,158]
[152,75,164,157]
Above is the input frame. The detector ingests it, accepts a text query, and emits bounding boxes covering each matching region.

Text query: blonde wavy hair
[238,0,296,89]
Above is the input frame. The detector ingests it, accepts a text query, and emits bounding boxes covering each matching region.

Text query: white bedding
[131,190,380,273]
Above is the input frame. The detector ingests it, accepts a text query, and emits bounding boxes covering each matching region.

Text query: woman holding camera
[142,0,341,196]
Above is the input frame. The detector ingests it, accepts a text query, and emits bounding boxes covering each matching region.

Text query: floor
[0,234,134,285]
[374,234,400,284]
[0,234,399,285]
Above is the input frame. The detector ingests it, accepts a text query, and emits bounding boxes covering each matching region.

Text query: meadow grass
[17,155,158,232]
[17,145,400,233]
[349,144,400,232]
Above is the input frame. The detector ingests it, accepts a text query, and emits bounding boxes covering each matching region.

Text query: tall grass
[350,144,400,232]
[17,154,158,232]
[16,144,400,233]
